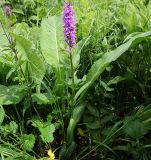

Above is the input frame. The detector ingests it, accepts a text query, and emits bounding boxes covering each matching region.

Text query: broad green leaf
[74,31,151,102]
[40,15,64,68]
[53,67,67,97]
[20,134,35,151]
[1,121,18,134]
[0,105,5,125]
[85,118,101,129]
[40,123,55,143]
[13,22,29,37]
[32,93,57,104]
[27,52,45,84]
[32,119,55,143]
[0,26,8,49]
[12,8,24,15]
[87,105,100,117]
[0,85,26,105]
[0,121,18,137]
[32,93,49,104]
[0,9,8,50]
[13,34,45,84]
[24,0,35,8]
[0,8,7,26]
[124,116,148,139]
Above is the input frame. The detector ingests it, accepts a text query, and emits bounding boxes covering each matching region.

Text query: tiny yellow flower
[48,149,55,160]
[77,128,85,137]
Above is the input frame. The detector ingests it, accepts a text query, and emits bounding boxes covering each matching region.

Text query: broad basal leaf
[124,116,148,139]
[40,15,64,68]
[32,119,55,143]
[20,134,35,151]
[32,93,57,104]
[0,85,26,105]
[13,34,45,84]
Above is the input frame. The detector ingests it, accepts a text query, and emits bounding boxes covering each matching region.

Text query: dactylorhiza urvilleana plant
[63,1,76,107]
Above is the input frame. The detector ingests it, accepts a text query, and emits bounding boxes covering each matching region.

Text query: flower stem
[0,20,26,83]
[69,48,75,108]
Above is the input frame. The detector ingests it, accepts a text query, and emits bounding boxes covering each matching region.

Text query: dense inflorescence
[63,2,76,48]
[3,5,12,17]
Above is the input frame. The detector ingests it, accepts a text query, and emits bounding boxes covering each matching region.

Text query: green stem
[28,87,41,120]
[0,20,26,83]
[0,139,22,152]
[69,47,75,108]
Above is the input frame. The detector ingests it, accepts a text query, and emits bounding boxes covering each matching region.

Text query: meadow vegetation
[0,0,151,159]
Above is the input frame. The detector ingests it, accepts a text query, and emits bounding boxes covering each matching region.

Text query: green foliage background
[0,0,151,160]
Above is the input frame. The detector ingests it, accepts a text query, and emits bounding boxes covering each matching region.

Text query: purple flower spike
[4,5,12,17]
[63,2,76,48]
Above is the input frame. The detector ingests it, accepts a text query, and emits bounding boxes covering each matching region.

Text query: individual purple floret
[4,5,12,17]
[63,2,76,48]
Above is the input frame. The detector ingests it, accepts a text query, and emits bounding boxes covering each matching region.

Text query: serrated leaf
[32,119,55,143]
[40,124,55,143]
[1,121,18,134]
[20,134,35,151]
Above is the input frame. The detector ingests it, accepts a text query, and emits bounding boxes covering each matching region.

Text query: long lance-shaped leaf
[40,15,64,69]
[59,103,86,160]
[74,31,151,103]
